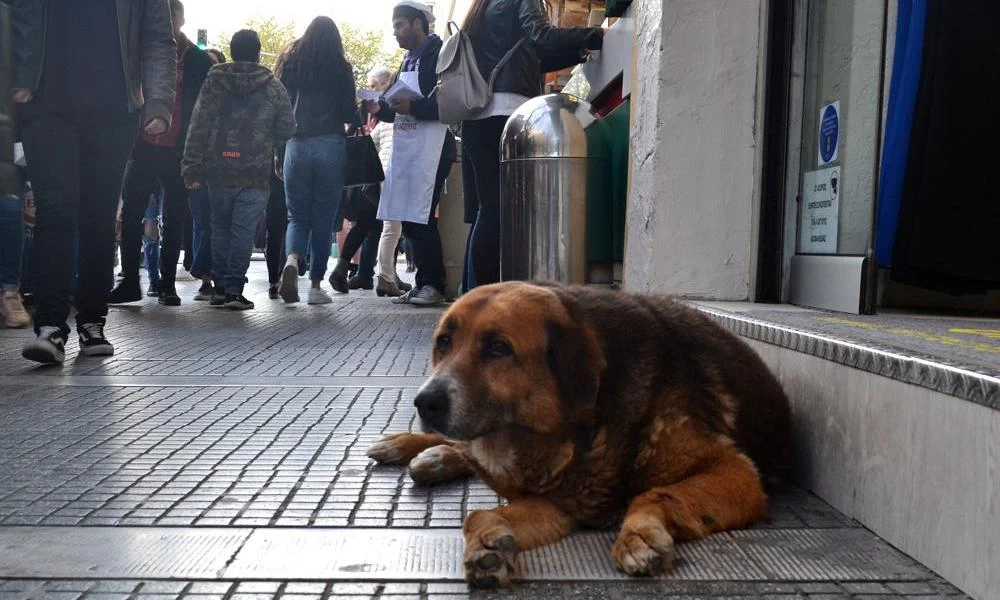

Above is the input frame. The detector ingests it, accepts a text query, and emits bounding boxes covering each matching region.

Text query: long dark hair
[464,0,550,37]
[276,16,353,92]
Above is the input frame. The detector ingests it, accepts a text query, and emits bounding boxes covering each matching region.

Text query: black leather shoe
[158,286,181,306]
[108,278,142,304]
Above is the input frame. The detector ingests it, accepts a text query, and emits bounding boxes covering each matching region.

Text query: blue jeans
[188,185,212,279]
[283,134,346,282]
[210,187,268,295]
[0,193,24,292]
[142,186,163,288]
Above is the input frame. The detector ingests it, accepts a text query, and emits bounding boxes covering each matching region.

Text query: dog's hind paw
[464,524,517,588]
[366,433,412,465]
[612,516,677,576]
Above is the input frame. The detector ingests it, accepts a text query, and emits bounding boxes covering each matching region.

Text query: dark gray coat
[11,0,177,127]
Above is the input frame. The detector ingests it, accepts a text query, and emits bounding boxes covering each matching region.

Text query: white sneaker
[307,288,332,305]
[410,285,446,307]
[2,291,31,328]
[279,258,299,304]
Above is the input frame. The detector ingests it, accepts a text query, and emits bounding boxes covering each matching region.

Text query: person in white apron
[364,1,457,307]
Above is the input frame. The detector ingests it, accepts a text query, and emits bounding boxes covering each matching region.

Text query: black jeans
[265,172,288,285]
[462,116,507,287]
[341,185,381,279]
[19,109,139,335]
[120,141,188,288]
[401,155,451,294]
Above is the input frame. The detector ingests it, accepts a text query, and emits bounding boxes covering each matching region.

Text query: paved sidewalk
[0,262,969,599]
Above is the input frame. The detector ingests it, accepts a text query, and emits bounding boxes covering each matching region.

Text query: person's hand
[389,99,412,115]
[144,117,169,136]
[188,181,202,190]
[12,89,33,103]
[363,100,381,115]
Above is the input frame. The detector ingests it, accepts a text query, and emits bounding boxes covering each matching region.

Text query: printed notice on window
[800,167,840,254]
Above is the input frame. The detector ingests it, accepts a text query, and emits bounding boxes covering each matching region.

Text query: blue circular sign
[819,104,839,164]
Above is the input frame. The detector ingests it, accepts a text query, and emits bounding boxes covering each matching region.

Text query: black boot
[329,258,350,294]
[108,277,142,304]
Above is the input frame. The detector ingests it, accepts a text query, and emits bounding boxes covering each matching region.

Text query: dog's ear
[546,292,606,416]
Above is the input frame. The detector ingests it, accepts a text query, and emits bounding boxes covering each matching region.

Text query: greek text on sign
[800,167,840,254]
[818,101,840,166]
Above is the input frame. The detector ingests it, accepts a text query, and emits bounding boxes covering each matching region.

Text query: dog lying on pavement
[367,282,791,588]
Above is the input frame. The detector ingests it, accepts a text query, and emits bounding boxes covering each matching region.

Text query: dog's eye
[436,335,451,355]
[485,340,512,359]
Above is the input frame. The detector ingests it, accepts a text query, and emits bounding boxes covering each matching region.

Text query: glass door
[789,0,887,313]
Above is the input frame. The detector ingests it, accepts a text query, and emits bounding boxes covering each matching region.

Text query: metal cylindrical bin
[500,94,601,284]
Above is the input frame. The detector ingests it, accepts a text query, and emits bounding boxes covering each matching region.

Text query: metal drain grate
[0,527,250,579]
[0,526,925,582]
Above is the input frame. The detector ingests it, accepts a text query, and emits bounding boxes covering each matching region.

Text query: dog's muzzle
[414,378,451,433]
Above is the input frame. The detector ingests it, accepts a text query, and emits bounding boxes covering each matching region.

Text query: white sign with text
[800,167,840,254]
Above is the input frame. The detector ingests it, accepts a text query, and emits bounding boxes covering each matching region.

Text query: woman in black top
[274,17,358,305]
[462,0,602,289]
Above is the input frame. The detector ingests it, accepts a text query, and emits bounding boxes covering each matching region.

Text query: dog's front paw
[612,515,677,576]
[366,433,412,465]
[464,522,517,588]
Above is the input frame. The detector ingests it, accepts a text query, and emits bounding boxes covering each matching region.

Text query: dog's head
[413,282,606,441]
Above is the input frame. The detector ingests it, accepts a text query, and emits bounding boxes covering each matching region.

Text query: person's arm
[140,0,178,132]
[409,50,441,122]
[540,48,588,73]
[181,75,221,188]
[342,75,361,132]
[272,80,296,145]
[517,0,603,56]
[10,0,41,99]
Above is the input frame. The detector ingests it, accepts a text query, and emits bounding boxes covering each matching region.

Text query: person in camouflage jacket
[182,30,295,311]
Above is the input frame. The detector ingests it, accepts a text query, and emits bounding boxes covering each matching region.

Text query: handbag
[343,134,385,189]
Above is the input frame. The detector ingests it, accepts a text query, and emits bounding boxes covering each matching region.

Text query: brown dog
[367,282,790,588]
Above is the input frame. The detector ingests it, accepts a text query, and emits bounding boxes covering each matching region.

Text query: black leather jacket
[11,0,177,127]
[468,0,603,98]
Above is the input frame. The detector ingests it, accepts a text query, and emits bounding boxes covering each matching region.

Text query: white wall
[624,0,764,300]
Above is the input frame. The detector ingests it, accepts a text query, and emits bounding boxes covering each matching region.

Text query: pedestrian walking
[110,0,211,307]
[14,0,177,363]
[187,47,228,302]
[182,29,296,311]
[460,0,602,288]
[365,1,457,307]
[274,17,358,305]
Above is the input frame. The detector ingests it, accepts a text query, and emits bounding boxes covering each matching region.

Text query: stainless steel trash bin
[500,94,597,284]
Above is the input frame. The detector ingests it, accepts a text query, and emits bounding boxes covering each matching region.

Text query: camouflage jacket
[182,62,295,190]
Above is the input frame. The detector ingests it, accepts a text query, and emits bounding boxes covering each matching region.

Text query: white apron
[377,113,448,224]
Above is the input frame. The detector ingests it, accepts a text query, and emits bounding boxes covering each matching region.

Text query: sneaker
[224,294,254,310]
[108,278,142,304]
[78,322,114,356]
[2,291,31,328]
[410,285,446,307]
[347,275,374,290]
[391,288,417,305]
[22,326,66,364]
[268,284,280,299]
[193,283,215,301]
[307,288,332,305]
[158,286,181,306]
[146,282,159,297]
[209,291,227,307]
[279,259,300,304]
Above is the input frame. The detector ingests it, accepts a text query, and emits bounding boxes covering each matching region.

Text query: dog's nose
[414,386,450,428]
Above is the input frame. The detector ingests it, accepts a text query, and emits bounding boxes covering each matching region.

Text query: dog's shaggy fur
[368,282,791,587]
